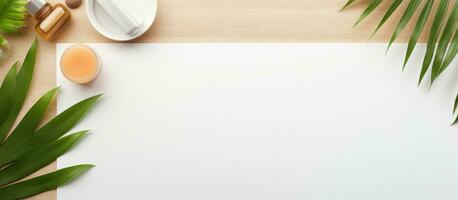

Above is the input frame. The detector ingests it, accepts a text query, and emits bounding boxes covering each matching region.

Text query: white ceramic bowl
[86,0,157,41]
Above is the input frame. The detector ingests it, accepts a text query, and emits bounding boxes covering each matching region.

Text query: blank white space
[57,43,458,200]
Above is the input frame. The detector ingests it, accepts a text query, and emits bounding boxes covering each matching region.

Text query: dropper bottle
[26,0,71,40]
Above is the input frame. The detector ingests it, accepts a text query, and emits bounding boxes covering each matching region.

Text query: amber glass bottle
[26,0,71,40]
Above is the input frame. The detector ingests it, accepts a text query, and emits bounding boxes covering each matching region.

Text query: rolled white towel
[96,0,143,35]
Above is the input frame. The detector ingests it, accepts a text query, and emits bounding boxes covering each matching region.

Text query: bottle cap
[26,0,47,16]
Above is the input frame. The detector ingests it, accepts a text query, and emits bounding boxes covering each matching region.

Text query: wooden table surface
[0,0,429,199]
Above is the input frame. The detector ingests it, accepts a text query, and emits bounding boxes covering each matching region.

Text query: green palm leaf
[452,93,458,125]
[431,2,458,83]
[371,0,403,38]
[343,0,458,124]
[439,27,458,74]
[403,0,433,69]
[354,0,383,27]
[452,114,458,125]
[419,0,449,85]
[0,62,16,126]
[0,0,26,34]
[340,0,358,11]
[5,87,59,146]
[0,39,36,143]
[0,131,89,187]
[454,93,458,114]
[0,34,7,46]
[387,0,422,51]
[0,87,59,169]
[0,40,101,199]
[0,165,94,200]
[4,94,102,168]
[32,94,102,145]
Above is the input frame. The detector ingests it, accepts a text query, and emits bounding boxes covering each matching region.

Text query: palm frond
[439,26,458,74]
[387,0,422,51]
[0,0,26,33]
[0,40,101,198]
[0,62,16,126]
[0,165,94,200]
[0,34,7,46]
[0,130,89,187]
[419,0,449,85]
[341,0,458,124]
[354,0,383,27]
[431,2,458,83]
[404,0,433,69]
[0,39,36,143]
[452,93,458,125]
[371,0,403,38]
[340,0,358,11]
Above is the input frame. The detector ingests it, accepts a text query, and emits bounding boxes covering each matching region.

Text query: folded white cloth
[96,0,143,35]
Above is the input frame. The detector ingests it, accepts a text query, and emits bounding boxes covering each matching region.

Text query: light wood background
[0,0,433,199]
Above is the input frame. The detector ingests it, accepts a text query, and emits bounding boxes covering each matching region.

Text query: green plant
[341,0,458,124]
[0,40,101,199]
[0,0,27,47]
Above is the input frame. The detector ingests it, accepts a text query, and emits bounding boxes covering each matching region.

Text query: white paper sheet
[57,43,458,200]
